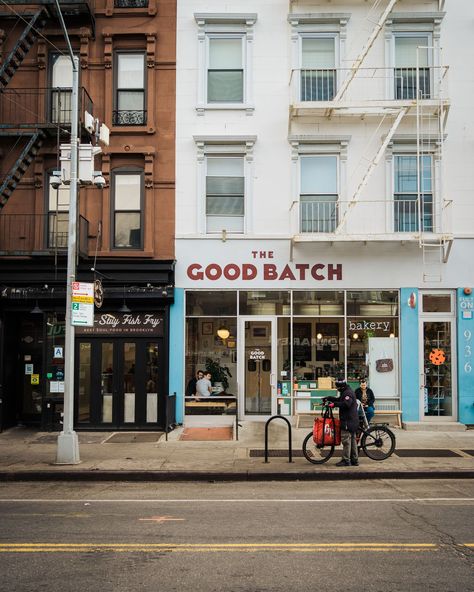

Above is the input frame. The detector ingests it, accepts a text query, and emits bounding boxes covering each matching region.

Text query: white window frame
[298,33,340,101]
[288,13,349,104]
[289,136,349,236]
[384,12,444,100]
[194,136,256,236]
[387,140,439,235]
[194,13,257,114]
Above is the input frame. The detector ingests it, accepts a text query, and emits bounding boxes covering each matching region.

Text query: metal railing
[0,87,93,130]
[0,213,90,255]
[298,198,446,235]
[291,66,448,104]
[114,0,148,6]
[112,110,147,126]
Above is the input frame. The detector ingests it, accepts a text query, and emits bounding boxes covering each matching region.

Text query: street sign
[71,282,94,327]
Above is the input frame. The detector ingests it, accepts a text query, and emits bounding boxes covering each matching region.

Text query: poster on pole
[71,282,94,327]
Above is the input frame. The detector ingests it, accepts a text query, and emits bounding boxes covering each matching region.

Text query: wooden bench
[374,409,402,428]
[296,409,402,429]
[185,401,227,409]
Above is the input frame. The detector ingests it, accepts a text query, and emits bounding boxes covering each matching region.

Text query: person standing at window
[355,378,375,423]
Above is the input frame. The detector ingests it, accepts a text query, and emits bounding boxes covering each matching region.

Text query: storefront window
[293,291,344,316]
[186,291,237,316]
[239,291,291,315]
[185,316,237,409]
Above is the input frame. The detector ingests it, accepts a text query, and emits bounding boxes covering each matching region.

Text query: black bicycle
[302,403,396,465]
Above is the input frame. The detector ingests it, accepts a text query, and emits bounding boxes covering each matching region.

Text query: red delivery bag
[313,408,341,446]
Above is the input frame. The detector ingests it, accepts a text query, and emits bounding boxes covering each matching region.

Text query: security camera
[49,175,62,190]
[94,174,106,189]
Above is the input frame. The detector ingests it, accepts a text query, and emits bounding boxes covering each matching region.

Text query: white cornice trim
[194,13,257,26]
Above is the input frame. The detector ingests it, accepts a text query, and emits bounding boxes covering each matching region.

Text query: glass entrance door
[422,321,454,419]
[76,338,162,428]
[240,319,276,416]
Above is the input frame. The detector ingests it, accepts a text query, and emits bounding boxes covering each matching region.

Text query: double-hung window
[195,13,256,112]
[48,176,69,248]
[206,156,244,233]
[50,54,74,124]
[301,36,336,101]
[394,34,431,100]
[300,155,338,233]
[112,169,143,248]
[207,36,244,103]
[394,154,433,232]
[113,52,146,125]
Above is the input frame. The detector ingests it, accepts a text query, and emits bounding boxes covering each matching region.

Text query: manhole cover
[395,449,461,458]
[105,433,162,443]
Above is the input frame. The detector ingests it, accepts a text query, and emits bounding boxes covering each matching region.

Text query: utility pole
[55,0,80,464]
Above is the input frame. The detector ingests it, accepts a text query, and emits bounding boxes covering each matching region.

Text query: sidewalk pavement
[0,422,473,481]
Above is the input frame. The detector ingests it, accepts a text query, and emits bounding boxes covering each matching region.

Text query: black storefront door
[75,338,164,429]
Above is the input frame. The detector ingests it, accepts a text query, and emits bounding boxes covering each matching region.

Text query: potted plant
[205,357,232,393]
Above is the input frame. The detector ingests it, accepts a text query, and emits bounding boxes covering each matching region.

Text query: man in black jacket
[324,379,359,467]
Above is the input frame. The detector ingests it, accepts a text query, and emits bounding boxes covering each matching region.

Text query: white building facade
[170,0,474,428]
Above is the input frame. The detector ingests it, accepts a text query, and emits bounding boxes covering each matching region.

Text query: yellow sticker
[31,374,40,385]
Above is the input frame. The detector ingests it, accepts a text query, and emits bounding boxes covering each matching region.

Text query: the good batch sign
[187,251,342,282]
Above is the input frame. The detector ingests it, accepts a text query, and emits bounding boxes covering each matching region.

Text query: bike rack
[264,415,293,463]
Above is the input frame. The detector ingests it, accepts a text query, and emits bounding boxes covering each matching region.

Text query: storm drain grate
[105,432,163,443]
[395,449,461,458]
[462,450,474,456]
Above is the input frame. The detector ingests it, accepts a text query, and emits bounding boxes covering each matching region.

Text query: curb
[0,470,473,482]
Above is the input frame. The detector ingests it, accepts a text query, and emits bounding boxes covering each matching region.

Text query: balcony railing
[291,66,448,108]
[112,110,147,126]
[114,0,148,6]
[0,214,90,256]
[0,87,93,131]
[298,199,445,236]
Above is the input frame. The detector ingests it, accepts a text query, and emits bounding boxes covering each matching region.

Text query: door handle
[270,373,276,387]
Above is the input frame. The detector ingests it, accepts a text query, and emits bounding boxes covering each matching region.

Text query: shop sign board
[71,282,94,327]
[75,313,164,336]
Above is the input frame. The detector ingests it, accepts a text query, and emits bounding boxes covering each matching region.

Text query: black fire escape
[0,1,95,215]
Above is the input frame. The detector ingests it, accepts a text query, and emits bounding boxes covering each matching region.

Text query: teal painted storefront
[400,288,420,422]
[169,287,185,424]
[170,287,474,427]
[457,289,474,425]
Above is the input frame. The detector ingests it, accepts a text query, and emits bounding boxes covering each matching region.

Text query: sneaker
[336,460,351,467]
[351,460,359,466]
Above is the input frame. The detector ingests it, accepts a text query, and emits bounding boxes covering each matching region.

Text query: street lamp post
[55,1,80,464]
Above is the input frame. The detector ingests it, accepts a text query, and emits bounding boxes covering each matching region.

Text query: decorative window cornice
[289,135,350,160]
[193,135,257,162]
[194,13,257,27]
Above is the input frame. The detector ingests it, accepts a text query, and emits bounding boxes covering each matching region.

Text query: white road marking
[0,497,472,503]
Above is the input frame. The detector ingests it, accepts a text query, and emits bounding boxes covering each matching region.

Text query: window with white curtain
[300,155,338,233]
[394,154,433,232]
[206,156,244,233]
[207,36,244,103]
[394,35,431,99]
[114,52,146,125]
[112,170,143,248]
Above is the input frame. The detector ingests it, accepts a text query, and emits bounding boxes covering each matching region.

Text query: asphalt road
[0,480,473,592]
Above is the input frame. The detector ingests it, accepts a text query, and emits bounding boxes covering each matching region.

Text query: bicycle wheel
[302,432,335,464]
[360,425,396,461]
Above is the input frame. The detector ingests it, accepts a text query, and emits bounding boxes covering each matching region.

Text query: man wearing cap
[324,379,359,467]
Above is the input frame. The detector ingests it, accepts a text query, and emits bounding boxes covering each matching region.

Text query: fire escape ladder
[0,9,48,90]
[334,107,407,234]
[0,131,45,210]
[330,0,399,108]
